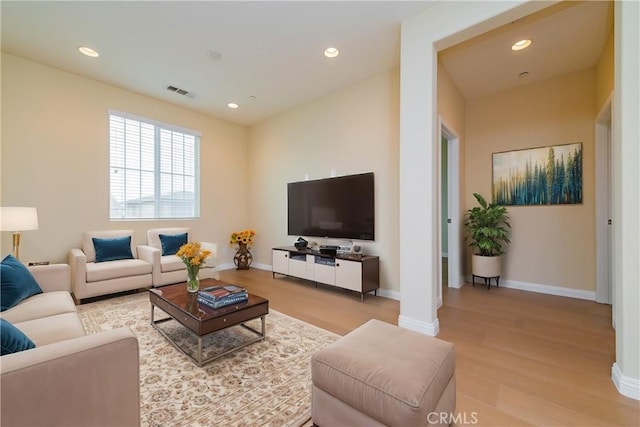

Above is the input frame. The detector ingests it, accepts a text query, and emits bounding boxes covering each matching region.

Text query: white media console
[272,246,379,302]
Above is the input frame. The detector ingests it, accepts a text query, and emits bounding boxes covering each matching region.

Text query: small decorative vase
[233,242,253,270]
[187,275,200,293]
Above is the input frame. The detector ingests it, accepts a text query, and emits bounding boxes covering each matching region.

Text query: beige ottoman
[311,319,456,427]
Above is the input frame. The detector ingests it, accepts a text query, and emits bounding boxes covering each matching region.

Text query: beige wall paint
[596,31,614,110]
[248,70,400,292]
[1,53,249,265]
[465,68,596,291]
[437,63,466,137]
[437,62,466,271]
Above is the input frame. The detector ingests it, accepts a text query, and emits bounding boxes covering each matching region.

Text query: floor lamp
[0,207,39,260]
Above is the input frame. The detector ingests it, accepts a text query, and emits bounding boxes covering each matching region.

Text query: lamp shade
[0,207,39,231]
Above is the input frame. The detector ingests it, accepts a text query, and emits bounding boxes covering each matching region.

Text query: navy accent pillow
[92,236,134,263]
[159,233,188,256]
[1,254,43,311]
[1,318,36,355]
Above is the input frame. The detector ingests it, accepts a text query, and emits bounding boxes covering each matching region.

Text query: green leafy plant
[465,193,511,257]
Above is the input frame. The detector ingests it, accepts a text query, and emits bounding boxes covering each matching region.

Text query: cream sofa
[138,227,217,287]
[0,263,140,426]
[69,229,152,302]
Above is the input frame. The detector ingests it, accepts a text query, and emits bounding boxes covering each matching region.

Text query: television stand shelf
[272,246,379,302]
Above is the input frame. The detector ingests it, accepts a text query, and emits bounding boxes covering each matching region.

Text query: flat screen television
[287,172,375,241]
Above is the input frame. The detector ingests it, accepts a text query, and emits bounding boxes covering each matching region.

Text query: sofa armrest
[137,244,160,265]
[201,242,218,269]
[69,248,88,300]
[27,264,70,293]
[138,244,161,285]
[1,328,140,426]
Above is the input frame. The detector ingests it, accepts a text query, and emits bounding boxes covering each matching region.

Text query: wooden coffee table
[149,279,269,366]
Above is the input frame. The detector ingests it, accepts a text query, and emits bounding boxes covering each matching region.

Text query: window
[109,110,200,219]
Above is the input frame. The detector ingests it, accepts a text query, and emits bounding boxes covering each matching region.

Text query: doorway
[439,117,463,309]
[595,95,613,319]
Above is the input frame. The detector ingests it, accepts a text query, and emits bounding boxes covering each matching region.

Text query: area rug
[77,292,339,427]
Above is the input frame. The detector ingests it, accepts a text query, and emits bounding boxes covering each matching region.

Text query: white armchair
[69,230,152,302]
[138,227,217,287]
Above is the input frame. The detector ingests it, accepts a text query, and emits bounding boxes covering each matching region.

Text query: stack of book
[198,284,248,309]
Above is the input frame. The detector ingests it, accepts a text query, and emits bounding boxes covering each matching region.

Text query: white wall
[1,53,249,265]
[248,70,400,292]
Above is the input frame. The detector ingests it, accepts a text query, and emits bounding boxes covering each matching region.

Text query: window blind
[109,111,200,219]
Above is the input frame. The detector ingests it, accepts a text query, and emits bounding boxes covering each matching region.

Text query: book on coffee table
[200,285,246,302]
[197,293,248,309]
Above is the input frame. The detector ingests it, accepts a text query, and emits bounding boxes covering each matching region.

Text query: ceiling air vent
[167,85,195,98]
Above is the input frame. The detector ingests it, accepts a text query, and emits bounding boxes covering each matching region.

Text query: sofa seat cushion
[86,259,152,283]
[14,312,86,347]
[0,292,76,324]
[160,255,186,273]
[311,319,455,427]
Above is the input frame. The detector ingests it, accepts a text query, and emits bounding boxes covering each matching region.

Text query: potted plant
[465,193,510,280]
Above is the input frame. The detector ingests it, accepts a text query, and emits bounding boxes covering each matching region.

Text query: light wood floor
[219,267,640,427]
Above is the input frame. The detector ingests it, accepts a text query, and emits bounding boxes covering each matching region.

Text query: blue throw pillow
[92,236,134,263]
[159,233,188,256]
[1,318,36,355]
[0,254,43,311]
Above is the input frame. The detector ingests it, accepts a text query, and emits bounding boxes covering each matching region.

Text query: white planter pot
[472,254,501,278]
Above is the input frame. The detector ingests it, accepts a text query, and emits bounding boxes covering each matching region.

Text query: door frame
[438,116,463,306]
[595,93,613,308]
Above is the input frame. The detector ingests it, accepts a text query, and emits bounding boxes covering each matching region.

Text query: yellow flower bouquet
[229,229,255,270]
[176,242,212,292]
[229,229,256,247]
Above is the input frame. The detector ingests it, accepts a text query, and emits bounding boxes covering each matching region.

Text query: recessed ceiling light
[511,39,532,51]
[324,47,339,58]
[78,46,99,57]
[227,102,239,109]
[207,50,222,61]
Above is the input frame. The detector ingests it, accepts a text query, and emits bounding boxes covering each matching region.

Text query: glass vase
[187,275,200,293]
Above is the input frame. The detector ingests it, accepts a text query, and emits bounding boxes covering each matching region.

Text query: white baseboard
[612,363,640,400]
[466,276,596,301]
[398,315,439,336]
[216,263,236,271]
[251,262,272,271]
[377,288,400,301]
[217,262,272,272]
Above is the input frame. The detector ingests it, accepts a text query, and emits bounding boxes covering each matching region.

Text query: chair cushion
[147,227,190,250]
[93,236,134,263]
[160,255,186,273]
[159,233,188,256]
[0,318,35,355]
[1,254,43,311]
[86,259,152,282]
[82,230,136,263]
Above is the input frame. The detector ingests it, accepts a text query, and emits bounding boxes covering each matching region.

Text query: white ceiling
[439,1,613,100]
[1,1,612,127]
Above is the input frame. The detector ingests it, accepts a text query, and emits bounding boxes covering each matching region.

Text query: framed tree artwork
[492,142,583,206]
